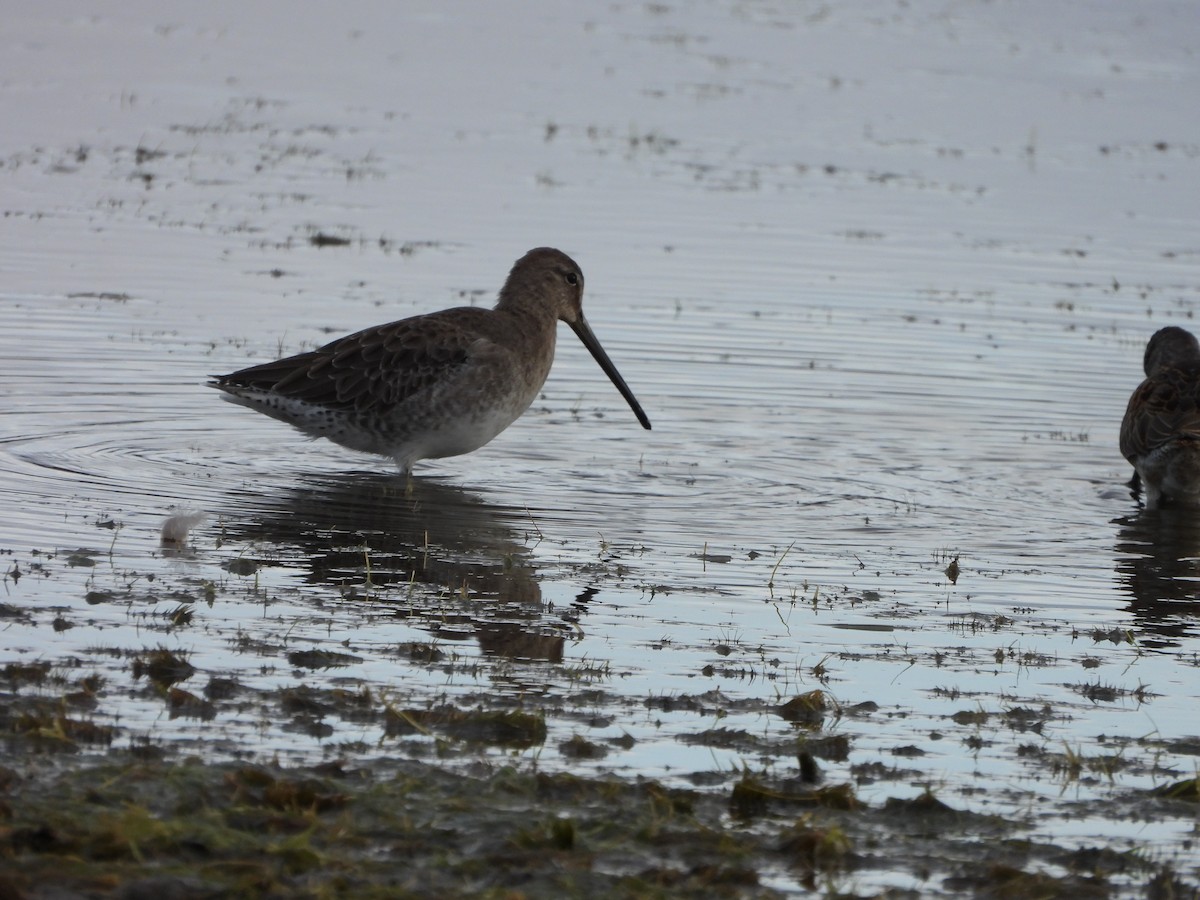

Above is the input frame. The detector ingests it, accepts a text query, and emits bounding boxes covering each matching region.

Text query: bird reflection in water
[1113,508,1200,647]
[220,475,566,662]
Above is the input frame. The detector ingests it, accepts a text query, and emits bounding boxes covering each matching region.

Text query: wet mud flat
[3,483,1200,897]
[2,751,1195,900]
[2,579,1199,899]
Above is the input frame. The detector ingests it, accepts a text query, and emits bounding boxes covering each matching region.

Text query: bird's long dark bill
[570,316,652,430]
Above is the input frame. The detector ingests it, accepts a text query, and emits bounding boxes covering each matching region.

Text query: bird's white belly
[415,403,526,460]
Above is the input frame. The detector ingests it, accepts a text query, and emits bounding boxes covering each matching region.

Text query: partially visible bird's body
[210,248,650,473]
[1120,326,1200,508]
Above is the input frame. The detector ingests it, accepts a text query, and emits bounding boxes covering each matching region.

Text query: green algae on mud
[1,753,1195,899]
[0,663,1196,897]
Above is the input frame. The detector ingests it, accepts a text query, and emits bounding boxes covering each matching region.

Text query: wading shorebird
[210,247,651,473]
[1120,326,1200,508]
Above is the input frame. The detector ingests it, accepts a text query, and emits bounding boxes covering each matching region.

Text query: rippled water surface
[3,1,1200,893]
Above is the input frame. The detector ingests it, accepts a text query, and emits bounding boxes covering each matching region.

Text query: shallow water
[3,1,1200,893]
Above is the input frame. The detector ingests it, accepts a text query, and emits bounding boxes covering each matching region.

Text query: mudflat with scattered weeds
[2,625,1199,898]
[5,750,1198,898]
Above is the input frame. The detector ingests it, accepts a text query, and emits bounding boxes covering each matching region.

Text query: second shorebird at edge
[210,247,651,473]
[1120,325,1200,508]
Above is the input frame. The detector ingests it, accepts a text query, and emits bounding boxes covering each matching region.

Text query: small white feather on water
[160,509,206,548]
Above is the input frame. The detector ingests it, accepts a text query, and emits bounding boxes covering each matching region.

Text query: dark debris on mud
[0,743,1197,898]
[0,654,1199,897]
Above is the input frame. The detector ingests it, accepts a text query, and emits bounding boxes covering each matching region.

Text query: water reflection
[1113,509,1200,645]
[220,474,565,661]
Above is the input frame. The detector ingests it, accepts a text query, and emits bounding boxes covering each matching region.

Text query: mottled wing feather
[216,308,488,413]
[1121,364,1200,463]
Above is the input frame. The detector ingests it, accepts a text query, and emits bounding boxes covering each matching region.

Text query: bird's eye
[565,272,579,286]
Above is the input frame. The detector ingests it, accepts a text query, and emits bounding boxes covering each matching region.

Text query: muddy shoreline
[3,633,1198,898]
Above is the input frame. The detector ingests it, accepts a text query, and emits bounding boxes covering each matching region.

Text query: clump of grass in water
[131,647,194,688]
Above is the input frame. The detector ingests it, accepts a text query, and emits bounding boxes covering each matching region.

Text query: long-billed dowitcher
[210,247,651,473]
[1120,326,1200,508]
